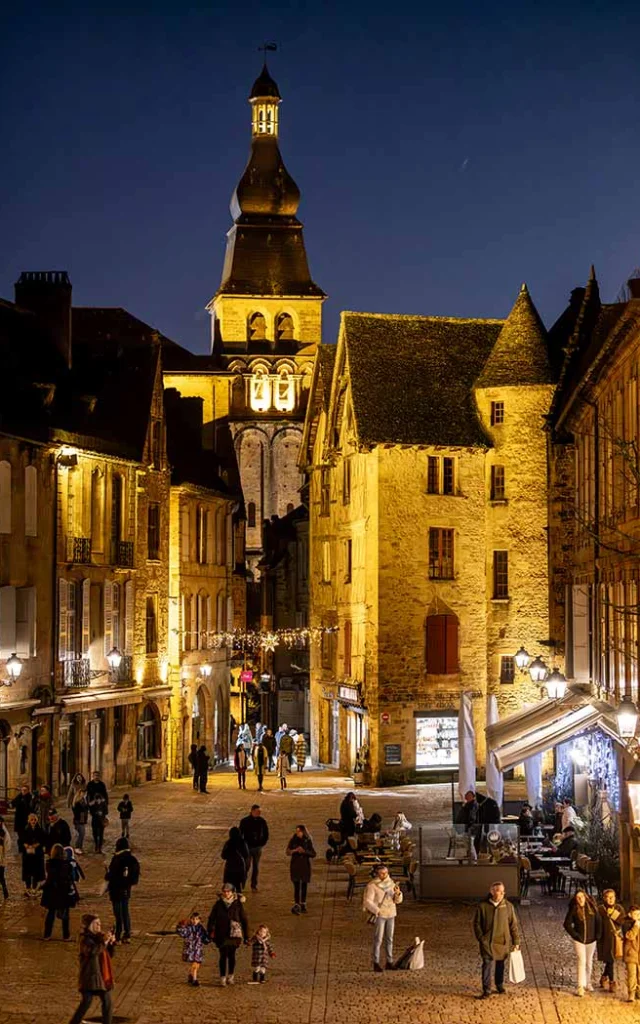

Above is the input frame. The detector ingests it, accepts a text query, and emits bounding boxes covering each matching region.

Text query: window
[443,457,454,496]
[183,594,191,653]
[247,502,256,529]
[57,579,78,660]
[343,620,352,677]
[147,503,160,560]
[181,505,190,562]
[137,704,159,760]
[427,457,439,494]
[0,461,11,534]
[344,538,352,583]
[320,467,330,516]
[322,540,331,583]
[425,613,459,674]
[321,627,336,671]
[145,595,158,654]
[112,583,121,650]
[491,401,505,426]
[427,456,454,495]
[1,585,36,659]
[490,465,506,501]
[273,371,295,412]
[111,473,123,555]
[428,528,454,579]
[248,312,267,342]
[500,655,515,683]
[25,466,37,537]
[493,551,509,599]
[276,313,294,341]
[249,372,271,412]
[216,591,226,631]
[343,459,352,505]
[195,506,205,564]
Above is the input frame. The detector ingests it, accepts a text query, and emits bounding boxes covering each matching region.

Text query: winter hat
[82,913,99,929]
[221,883,236,893]
[115,837,130,852]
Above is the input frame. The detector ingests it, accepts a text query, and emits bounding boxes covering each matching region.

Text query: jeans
[219,946,236,977]
[92,819,104,851]
[237,770,246,789]
[248,847,262,889]
[256,772,264,791]
[627,962,639,998]
[198,772,208,793]
[481,956,505,993]
[192,769,198,790]
[44,906,70,939]
[294,880,308,905]
[74,823,85,851]
[68,990,112,1024]
[111,896,131,940]
[373,916,395,964]
[121,820,130,838]
[0,866,8,898]
[573,940,596,990]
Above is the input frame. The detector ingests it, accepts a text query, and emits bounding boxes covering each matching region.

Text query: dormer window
[273,370,295,412]
[250,371,271,412]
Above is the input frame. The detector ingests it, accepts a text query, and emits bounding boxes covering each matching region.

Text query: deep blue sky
[2,1,640,352]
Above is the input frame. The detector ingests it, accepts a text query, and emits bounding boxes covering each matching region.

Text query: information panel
[415,712,459,770]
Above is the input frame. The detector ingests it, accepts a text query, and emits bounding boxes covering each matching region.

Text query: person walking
[196,746,210,794]
[597,888,626,993]
[188,744,198,790]
[276,750,288,790]
[563,889,602,996]
[11,784,33,847]
[239,805,269,892]
[116,795,133,838]
[255,721,266,743]
[68,914,116,1024]
[89,793,108,854]
[624,905,640,1002]
[274,723,287,758]
[279,729,294,772]
[221,827,250,892]
[45,808,72,854]
[263,729,275,770]
[234,743,248,790]
[473,881,520,999]
[177,910,209,986]
[34,784,53,828]
[252,741,268,793]
[41,843,76,940]
[87,772,109,812]
[0,816,11,899]
[72,791,89,855]
[248,924,275,984]
[20,812,46,896]
[363,864,403,972]
[66,773,87,811]
[105,837,140,944]
[339,792,359,837]
[286,824,316,914]
[207,882,249,986]
[294,732,307,772]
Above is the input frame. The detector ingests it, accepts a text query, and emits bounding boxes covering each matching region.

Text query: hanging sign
[240,670,254,683]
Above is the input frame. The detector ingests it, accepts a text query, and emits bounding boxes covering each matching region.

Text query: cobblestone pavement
[0,768,637,1024]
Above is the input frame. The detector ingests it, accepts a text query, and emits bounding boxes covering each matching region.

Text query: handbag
[614,933,624,960]
[508,948,526,984]
[229,920,243,940]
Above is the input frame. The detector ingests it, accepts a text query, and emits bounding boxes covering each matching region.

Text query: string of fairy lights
[180,625,339,653]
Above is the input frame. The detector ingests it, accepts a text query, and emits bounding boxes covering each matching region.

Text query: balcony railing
[69,537,92,564]
[63,658,91,688]
[110,654,133,684]
[114,540,134,567]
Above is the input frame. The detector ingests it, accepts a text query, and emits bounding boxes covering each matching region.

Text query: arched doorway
[192,687,209,747]
[137,703,160,761]
[214,688,226,761]
[0,720,10,800]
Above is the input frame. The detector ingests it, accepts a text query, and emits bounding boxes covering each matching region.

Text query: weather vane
[258,42,278,61]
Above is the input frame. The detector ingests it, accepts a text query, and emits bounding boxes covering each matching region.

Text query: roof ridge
[342,310,505,325]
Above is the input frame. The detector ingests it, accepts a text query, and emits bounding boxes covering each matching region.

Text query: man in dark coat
[239,805,269,892]
[196,746,209,794]
[105,837,140,944]
[473,881,520,998]
[597,888,626,992]
[11,785,33,847]
[45,808,72,854]
[41,845,75,939]
[477,792,502,825]
[458,790,479,830]
[87,772,109,812]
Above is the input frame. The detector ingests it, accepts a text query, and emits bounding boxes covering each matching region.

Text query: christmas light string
[179,625,338,653]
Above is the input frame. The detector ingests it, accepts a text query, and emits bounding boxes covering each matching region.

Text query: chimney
[628,276,640,300]
[14,271,72,369]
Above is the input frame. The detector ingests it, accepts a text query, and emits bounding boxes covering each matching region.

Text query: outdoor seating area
[324,803,418,902]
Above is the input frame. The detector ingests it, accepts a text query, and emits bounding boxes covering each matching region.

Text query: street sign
[381,711,390,724]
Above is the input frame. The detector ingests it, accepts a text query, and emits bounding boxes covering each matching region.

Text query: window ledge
[489,498,508,506]
[491,597,510,604]
[425,492,461,498]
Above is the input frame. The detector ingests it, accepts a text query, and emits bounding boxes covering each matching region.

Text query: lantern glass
[6,652,23,680]
[628,764,640,826]
[106,647,122,671]
[529,656,548,684]
[617,696,639,739]
[514,646,531,671]
[545,669,567,700]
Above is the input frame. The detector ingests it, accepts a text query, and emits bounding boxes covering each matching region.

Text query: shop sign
[338,684,360,705]
[415,711,459,770]
[385,743,402,765]
[380,711,390,724]
[240,670,254,683]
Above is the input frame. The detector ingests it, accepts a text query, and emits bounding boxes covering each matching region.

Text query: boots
[249,971,259,985]
[601,976,610,992]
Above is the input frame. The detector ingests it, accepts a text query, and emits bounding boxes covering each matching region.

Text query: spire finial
[520,282,528,294]
[589,264,596,281]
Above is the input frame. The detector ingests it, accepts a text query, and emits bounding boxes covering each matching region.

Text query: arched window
[137,704,159,760]
[90,468,103,552]
[0,461,11,534]
[216,591,226,631]
[276,313,294,341]
[247,312,267,342]
[247,502,256,528]
[425,613,459,675]
[249,369,271,412]
[25,465,37,537]
[273,369,295,412]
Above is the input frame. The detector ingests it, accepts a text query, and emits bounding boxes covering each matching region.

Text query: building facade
[302,289,555,783]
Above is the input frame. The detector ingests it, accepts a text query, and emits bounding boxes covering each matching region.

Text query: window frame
[147,502,161,560]
[493,550,509,600]
[490,465,506,501]
[500,654,515,683]
[428,527,455,580]
[490,401,505,426]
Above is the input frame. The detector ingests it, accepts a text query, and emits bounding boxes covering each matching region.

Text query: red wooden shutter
[444,615,459,673]
[426,615,446,674]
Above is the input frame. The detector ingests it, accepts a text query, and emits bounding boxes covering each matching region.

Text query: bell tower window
[248,312,267,343]
[252,101,279,137]
[273,370,295,412]
[276,313,294,342]
[250,371,272,413]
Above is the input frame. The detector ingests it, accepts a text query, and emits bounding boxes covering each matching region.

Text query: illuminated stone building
[302,289,555,782]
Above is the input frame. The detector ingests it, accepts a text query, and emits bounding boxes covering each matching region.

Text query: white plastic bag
[508,948,526,984]
[408,939,424,970]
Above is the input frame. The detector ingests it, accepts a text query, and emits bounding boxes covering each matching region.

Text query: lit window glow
[252,102,279,137]
[273,373,295,412]
[250,373,272,412]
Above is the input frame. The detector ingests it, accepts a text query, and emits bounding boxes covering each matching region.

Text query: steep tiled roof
[474,284,554,388]
[317,344,336,410]
[342,312,503,448]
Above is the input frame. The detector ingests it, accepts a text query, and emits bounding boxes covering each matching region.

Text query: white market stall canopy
[488,701,602,772]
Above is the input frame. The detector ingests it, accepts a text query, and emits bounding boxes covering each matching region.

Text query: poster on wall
[415,712,459,770]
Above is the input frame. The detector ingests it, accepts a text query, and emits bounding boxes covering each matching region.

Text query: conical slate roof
[475,284,553,388]
[250,64,281,99]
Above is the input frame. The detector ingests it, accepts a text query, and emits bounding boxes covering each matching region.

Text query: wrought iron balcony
[114,541,134,567]
[69,537,92,564]
[110,654,133,684]
[63,658,91,688]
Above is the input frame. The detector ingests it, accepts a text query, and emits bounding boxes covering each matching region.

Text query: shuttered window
[104,580,113,656]
[206,509,215,562]
[0,586,16,658]
[81,579,91,655]
[181,505,190,562]
[124,581,134,655]
[15,587,36,658]
[425,613,459,674]
[343,619,352,677]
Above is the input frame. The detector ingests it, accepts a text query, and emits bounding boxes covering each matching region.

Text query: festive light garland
[180,626,338,653]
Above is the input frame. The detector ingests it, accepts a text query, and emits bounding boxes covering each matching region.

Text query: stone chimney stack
[14,271,72,369]
[628,276,640,299]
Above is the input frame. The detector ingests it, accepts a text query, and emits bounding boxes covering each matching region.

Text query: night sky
[2,1,640,353]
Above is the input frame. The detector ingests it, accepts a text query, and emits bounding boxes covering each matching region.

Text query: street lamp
[617,695,639,739]
[545,668,567,700]
[514,646,531,671]
[106,647,122,671]
[2,652,23,686]
[528,656,548,684]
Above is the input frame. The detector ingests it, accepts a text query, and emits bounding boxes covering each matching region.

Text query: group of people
[564,886,640,1000]
[233,723,307,792]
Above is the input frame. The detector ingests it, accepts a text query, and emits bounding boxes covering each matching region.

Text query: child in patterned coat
[177,910,209,986]
[249,924,275,984]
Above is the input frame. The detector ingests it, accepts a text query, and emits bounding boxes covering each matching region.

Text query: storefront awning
[486,693,588,751]
[61,689,142,714]
[491,702,601,772]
